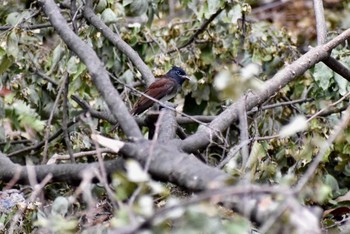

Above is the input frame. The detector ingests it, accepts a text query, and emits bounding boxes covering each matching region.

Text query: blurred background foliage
[1,0,350,232]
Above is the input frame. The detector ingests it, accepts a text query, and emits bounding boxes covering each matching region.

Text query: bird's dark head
[166,66,190,85]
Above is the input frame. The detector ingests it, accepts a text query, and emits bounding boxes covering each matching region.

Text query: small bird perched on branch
[131,66,190,115]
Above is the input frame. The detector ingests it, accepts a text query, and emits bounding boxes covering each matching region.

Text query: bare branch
[0,153,125,185]
[238,99,249,169]
[62,72,75,163]
[42,74,66,163]
[40,0,142,139]
[323,57,350,81]
[181,27,350,152]
[313,0,327,44]
[313,0,350,81]
[157,105,178,142]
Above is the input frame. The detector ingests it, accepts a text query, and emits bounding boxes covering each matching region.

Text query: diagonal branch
[83,0,155,86]
[181,27,350,152]
[40,0,142,139]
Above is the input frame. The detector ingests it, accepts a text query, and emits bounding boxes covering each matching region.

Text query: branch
[103,138,231,191]
[118,185,318,234]
[0,22,55,31]
[313,0,350,81]
[40,0,142,139]
[313,0,327,45]
[92,135,321,232]
[47,148,116,164]
[83,0,155,87]
[323,57,350,81]
[0,153,124,185]
[7,119,78,157]
[181,27,350,152]
[295,106,350,192]
[157,105,177,142]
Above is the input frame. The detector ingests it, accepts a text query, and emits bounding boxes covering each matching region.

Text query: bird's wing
[131,78,177,115]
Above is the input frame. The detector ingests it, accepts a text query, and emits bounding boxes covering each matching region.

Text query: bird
[131,66,190,115]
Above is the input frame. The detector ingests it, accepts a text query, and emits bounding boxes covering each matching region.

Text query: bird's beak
[181,75,191,81]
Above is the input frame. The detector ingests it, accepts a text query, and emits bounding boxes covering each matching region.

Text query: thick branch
[40,0,142,139]
[0,153,124,185]
[157,106,177,142]
[120,140,230,191]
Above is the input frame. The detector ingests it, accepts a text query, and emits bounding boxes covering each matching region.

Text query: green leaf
[313,63,333,90]
[51,197,69,216]
[247,141,266,169]
[0,54,14,75]
[6,11,31,26]
[96,0,107,13]
[120,69,134,84]
[206,0,221,18]
[125,0,148,16]
[72,62,86,80]
[101,8,118,24]
[6,12,21,26]
[10,100,45,132]
[334,73,349,95]
[7,31,19,58]
[48,44,65,75]
[324,174,339,195]
[67,56,78,74]
[227,4,242,23]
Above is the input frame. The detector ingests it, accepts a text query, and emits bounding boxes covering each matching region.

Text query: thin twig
[252,0,291,14]
[83,113,118,209]
[306,105,347,118]
[127,112,165,215]
[8,119,79,157]
[323,57,350,82]
[217,140,251,169]
[0,140,31,146]
[295,106,350,192]
[42,75,67,164]
[47,148,116,163]
[34,69,59,86]
[307,91,350,123]
[62,71,75,163]
[239,99,249,169]
[83,0,155,86]
[70,0,78,33]
[167,4,226,54]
